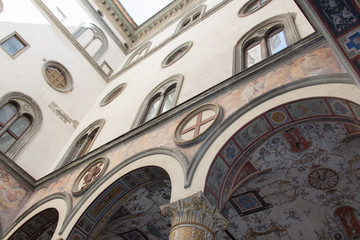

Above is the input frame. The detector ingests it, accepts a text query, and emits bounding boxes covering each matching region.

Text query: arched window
[175,6,205,33]
[131,75,183,128]
[72,23,108,61]
[234,13,300,74]
[122,42,151,69]
[238,0,271,16]
[60,119,105,166]
[0,92,42,158]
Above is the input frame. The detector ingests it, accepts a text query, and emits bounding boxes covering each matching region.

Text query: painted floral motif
[308,168,339,190]
[81,162,103,190]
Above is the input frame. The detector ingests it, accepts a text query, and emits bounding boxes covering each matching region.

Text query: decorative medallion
[174,103,223,146]
[72,157,109,196]
[308,168,339,190]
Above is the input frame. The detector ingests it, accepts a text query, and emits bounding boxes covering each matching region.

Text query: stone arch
[3,192,72,240]
[183,75,360,239]
[59,147,188,237]
[67,165,173,239]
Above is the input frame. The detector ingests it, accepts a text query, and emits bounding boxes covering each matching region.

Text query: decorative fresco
[68,166,171,240]
[308,0,360,75]
[205,97,360,239]
[8,208,58,240]
[0,166,29,231]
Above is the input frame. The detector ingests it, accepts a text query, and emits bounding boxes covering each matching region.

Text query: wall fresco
[0,166,29,231]
[10,44,347,237]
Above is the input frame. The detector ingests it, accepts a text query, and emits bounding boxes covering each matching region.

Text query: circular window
[43,61,73,92]
[238,0,272,17]
[100,83,127,107]
[161,41,193,68]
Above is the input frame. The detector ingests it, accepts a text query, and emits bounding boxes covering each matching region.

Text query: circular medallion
[271,111,286,123]
[350,155,360,178]
[308,168,339,190]
[72,157,109,196]
[174,103,223,146]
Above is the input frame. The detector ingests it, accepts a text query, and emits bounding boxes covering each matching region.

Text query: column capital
[160,192,229,234]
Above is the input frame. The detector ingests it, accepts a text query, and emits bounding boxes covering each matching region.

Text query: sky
[119,0,174,25]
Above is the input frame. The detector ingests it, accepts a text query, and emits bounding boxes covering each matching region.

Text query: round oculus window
[43,61,73,92]
[161,41,193,68]
[100,83,127,107]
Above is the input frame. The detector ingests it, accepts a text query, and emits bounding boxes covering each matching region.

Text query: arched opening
[69,166,172,239]
[204,97,360,239]
[8,208,58,239]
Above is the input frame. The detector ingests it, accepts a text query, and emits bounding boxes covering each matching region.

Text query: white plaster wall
[0,0,106,178]
[70,0,315,153]
[42,0,125,75]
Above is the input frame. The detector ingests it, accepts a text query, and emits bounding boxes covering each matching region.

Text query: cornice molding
[97,0,203,44]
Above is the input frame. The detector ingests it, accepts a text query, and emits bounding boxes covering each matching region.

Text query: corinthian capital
[160,191,229,233]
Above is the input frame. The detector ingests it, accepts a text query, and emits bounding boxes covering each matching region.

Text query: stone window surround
[42,60,74,93]
[233,13,300,74]
[0,31,30,59]
[0,92,43,159]
[57,119,105,168]
[72,23,108,61]
[161,41,193,68]
[238,0,272,17]
[175,5,206,34]
[122,42,152,69]
[131,74,184,128]
[99,83,127,107]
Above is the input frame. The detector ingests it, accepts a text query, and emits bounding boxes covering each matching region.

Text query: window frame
[233,13,300,74]
[42,60,74,92]
[99,83,127,107]
[175,5,206,34]
[161,41,193,68]
[72,23,108,61]
[0,32,30,59]
[131,74,184,128]
[122,42,151,69]
[0,92,42,158]
[58,119,105,167]
[238,0,272,17]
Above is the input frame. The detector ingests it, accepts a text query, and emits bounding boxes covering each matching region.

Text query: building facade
[1,0,360,239]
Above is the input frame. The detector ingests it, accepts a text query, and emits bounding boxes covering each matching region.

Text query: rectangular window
[0,32,29,58]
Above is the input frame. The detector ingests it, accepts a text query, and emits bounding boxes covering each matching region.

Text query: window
[131,75,183,128]
[60,119,105,166]
[175,6,205,33]
[161,42,193,68]
[234,13,300,74]
[0,32,29,59]
[42,60,73,92]
[72,23,108,61]
[0,92,42,158]
[122,42,151,69]
[238,0,271,16]
[100,83,127,107]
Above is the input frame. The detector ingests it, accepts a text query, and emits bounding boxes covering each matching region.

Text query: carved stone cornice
[96,0,201,45]
[160,192,229,235]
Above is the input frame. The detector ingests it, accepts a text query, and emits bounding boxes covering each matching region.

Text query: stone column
[160,192,229,240]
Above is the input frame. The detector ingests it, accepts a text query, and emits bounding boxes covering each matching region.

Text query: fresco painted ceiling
[206,97,360,239]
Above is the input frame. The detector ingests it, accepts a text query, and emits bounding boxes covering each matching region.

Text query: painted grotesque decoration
[205,97,360,239]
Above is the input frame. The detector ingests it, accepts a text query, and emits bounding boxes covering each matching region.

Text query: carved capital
[160,192,229,234]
